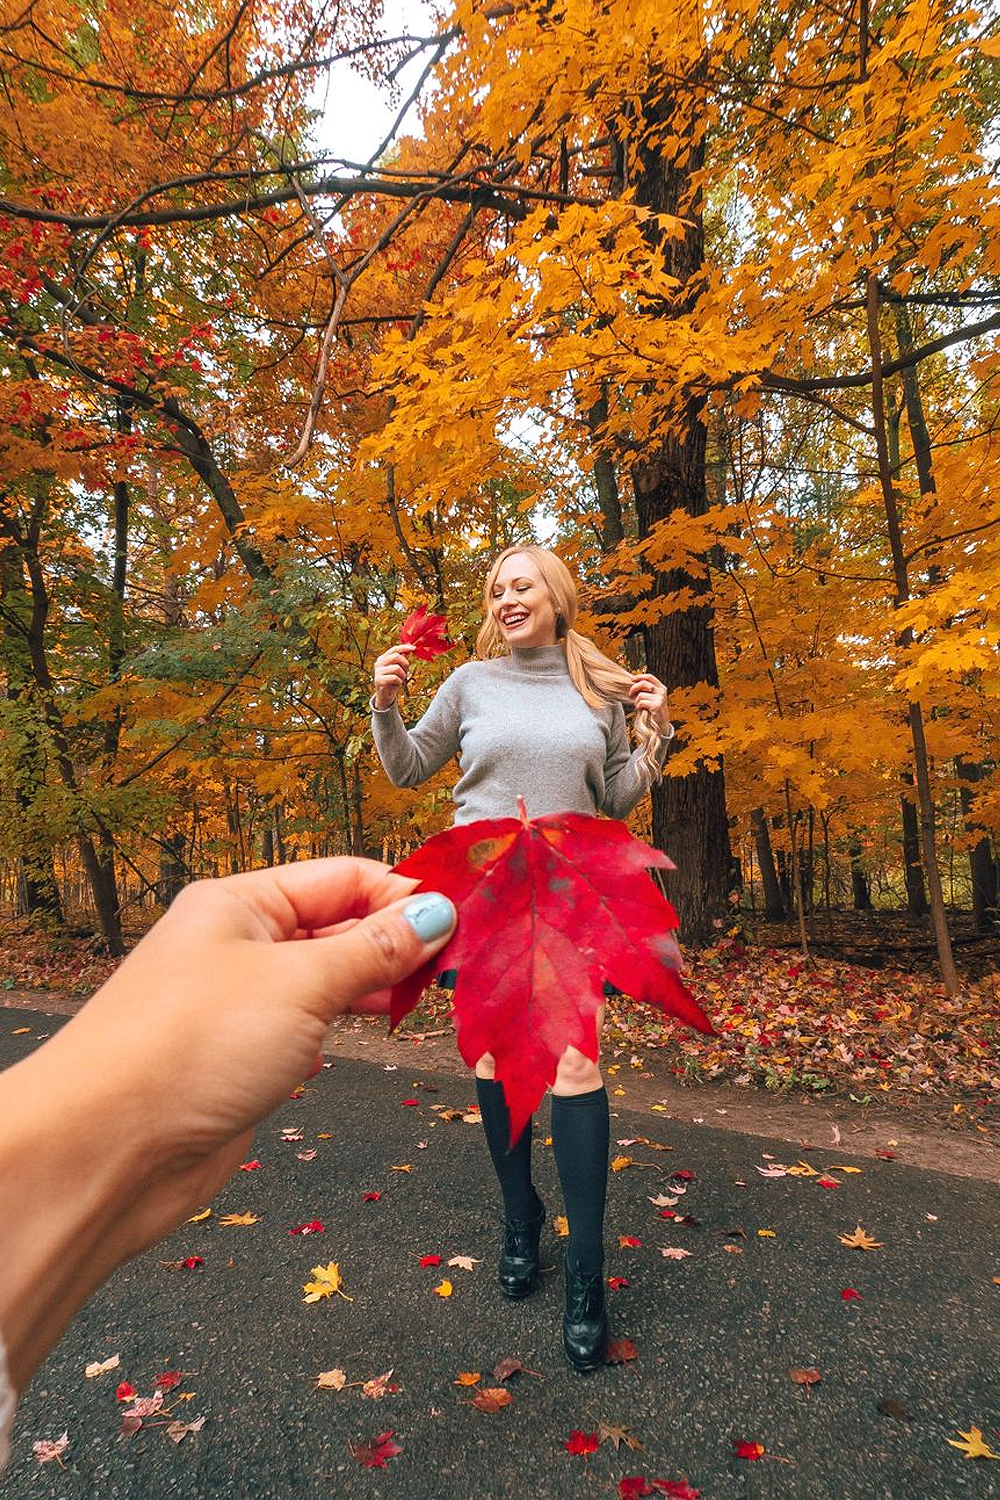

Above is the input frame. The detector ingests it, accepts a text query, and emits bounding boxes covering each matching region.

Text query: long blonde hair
[474,544,663,776]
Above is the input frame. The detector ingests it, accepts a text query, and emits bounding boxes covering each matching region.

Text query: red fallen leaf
[564,1429,600,1455]
[606,1337,639,1364]
[875,1149,896,1159]
[153,1371,182,1391]
[362,1191,381,1201]
[658,1208,677,1219]
[182,1255,204,1269]
[402,1098,420,1106]
[419,1254,442,1267]
[620,1482,700,1500]
[389,804,711,1144]
[399,606,454,660]
[238,1160,262,1171]
[352,1431,402,1468]
[607,1276,630,1290]
[619,1235,643,1249]
[816,1177,840,1189]
[289,1220,325,1236]
[670,1170,696,1182]
[841,1288,862,1301]
[115,1382,136,1402]
[735,1440,765,1460]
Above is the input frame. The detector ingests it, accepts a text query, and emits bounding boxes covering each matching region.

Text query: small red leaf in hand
[400,606,454,660]
[564,1430,600,1455]
[390,807,711,1142]
[352,1431,402,1468]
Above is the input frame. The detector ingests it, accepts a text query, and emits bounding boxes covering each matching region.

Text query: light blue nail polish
[403,892,456,942]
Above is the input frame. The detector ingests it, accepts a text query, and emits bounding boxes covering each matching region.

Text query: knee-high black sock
[551,1087,609,1276]
[476,1078,539,1222]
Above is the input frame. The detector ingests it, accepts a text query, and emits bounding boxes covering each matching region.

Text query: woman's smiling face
[490,553,558,649]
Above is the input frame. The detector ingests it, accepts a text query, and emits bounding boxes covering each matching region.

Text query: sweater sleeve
[370,671,463,789]
[599,704,673,819]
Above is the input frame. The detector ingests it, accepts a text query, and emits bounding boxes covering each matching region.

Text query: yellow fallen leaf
[84,1355,120,1378]
[187,1208,211,1224]
[454,1372,481,1386]
[553,1215,569,1237]
[757,1229,776,1238]
[946,1426,1000,1460]
[434,1279,453,1297]
[838,1225,883,1250]
[220,1212,258,1226]
[614,1088,626,1096]
[611,1155,633,1172]
[12,1027,30,1035]
[787,1161,819,1177]
[317,1133,333,1140]
[315,1369,347,1390]
[827,1165,862,1174]
[650,1104,666,1113]
[390,1164,413,1173]
[302,1262,353,1302]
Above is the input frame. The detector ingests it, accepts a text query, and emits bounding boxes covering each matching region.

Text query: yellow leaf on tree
[302,1262,353,1302]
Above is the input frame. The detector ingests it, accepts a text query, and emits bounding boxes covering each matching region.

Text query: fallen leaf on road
[946,1427,1000,1460]
[448,1255,482,1271]
[454,1372,481,1386]
[816,1177,840,1189]
[735,1440,765,1459]
[649,1194,679,1208]
[116,1383,135,1402]
[661,1247,691,1260]
[165,1415,206,1444]
[153,1371,183,1391]
[838,1226,883,1250]
[362,1191,381,1201]
[608,1276,630,1289]
[390,1164,412,1172]
[619,1235,643,1249]
[238,1160,262,1171]
[316,1369,347,1390]
[471,1387,512,1412]
[599,1422,643,1452]
[84,1355,120,1378]
[553,1215,569,1237]
[302,1262,353,1302]
[362,1371,400,1399]
[605,1338,638,1365]
[32,1432,69,1466]
[187,1208,211,1223]
[290,1220,325,1236]
[841,1287,862,1300]
[755,1165,788,1179]
[493,1356,542,1381]
[351,1431,402,1468]
[564,1429,599,1455]
[789,1367,821,1386]
[612,1155,633,1171]
[828,1165,862,1174]
[434,1279,453,1297]
[220,1211,258,1226]
[419,1254,442,1267]
[757,1230,775,1239]
[297,1149,318,1161]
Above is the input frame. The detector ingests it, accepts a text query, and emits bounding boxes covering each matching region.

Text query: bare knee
[552,1045,602,1096]
[474,1052,496,1080]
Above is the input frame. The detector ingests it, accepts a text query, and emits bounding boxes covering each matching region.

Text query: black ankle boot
[498,1197,544,1299]
[563,1261,607,1372]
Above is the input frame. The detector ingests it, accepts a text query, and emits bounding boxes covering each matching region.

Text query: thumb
[287,891,457,1018]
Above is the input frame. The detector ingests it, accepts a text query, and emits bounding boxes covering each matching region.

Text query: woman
[370,544,675,1373]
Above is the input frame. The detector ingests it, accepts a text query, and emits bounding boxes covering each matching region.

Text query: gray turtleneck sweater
[370,644,671,825]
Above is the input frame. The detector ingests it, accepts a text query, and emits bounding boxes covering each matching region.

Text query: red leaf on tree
[399,606,454,660]
[564,1430,600,1455]
[352,1431,402,1468]
[390,803,712,1143]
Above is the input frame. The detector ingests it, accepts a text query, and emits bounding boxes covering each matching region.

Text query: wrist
[370,691,396,712]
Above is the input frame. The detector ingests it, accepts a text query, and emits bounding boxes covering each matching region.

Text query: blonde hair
[474,544,663,777]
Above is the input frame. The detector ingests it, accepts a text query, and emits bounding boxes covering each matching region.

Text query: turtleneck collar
[505,643,569,676]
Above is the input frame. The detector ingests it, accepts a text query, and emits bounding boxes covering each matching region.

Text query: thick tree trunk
[629,82,733,944]
[900,774,929,915]
[849,838,873,911]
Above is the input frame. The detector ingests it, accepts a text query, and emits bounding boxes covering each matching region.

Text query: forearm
[0,1035,146,1391]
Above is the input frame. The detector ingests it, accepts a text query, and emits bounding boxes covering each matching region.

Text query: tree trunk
[629,79,733,943]
[956,756,999,931]
[849,838,873,911]
[900,772,929,915]
[751,807,785,919]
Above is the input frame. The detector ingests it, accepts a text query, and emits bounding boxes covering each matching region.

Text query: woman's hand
[372,643,416,709]
[628,672,673,732]
[0,859,456,1390]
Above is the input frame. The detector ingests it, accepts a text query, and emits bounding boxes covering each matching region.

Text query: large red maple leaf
[389,801,713,1143]
[399,605,454,660]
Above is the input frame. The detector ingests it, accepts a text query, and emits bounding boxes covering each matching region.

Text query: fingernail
[402,892,456,942]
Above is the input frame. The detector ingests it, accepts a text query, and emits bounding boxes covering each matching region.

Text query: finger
[208,858,421,943]
[278,891,457,1021]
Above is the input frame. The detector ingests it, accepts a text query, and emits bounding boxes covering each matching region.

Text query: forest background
[1,0,999,1099]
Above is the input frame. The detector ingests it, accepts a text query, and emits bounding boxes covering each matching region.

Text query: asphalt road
[2,1005,999,1500]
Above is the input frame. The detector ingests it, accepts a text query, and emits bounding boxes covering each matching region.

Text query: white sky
[311,0,439,164]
